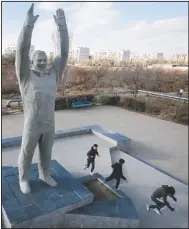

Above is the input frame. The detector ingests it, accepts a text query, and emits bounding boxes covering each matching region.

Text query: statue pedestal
[2,160,94,228]
[64,174,139,228]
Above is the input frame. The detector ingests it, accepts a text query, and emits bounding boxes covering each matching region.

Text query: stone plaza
[2,106,188,228]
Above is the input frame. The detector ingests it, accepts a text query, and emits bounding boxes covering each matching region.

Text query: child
[146,185,177,215]
[104,158,127,190]
[84,144,100,175]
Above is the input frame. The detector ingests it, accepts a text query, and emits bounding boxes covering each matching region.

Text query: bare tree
[124,64,142,95]
[92,66,107,93]
[131,74,140,99]
[155,67,163,91]
[2,51,16,65]
[109,78,116,93]
[134,63,143,81]
[109,68,119,93]
[174,97,181,120]
[122,64,143,110]
[81,69,92,90]
[59,65,70,96]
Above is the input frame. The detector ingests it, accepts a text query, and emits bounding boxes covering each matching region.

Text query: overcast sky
[2,1,188,57]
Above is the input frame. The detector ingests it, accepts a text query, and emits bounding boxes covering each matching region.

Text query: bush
[2,83,20,94]
[120,97,134,109]
[120,96,164,114]
[135,100,146,112]
[2,62,188,94]
[97,95,120,105]
[174,103,188,124]
[119,97,146,112]
[146,102,162,115]
[55,97,67,110]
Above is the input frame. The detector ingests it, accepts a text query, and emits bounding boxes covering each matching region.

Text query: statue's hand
[26,3,39,27]
[53,9,67,30]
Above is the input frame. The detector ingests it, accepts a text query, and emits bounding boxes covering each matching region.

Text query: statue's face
[33,52,47,71]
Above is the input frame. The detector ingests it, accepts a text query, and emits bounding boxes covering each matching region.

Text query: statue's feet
[39,175,57,186]
[19,180,31,194]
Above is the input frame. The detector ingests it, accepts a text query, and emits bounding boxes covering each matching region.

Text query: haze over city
[2,1,188,57]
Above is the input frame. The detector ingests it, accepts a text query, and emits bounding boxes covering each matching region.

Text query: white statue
[15,3,69,194]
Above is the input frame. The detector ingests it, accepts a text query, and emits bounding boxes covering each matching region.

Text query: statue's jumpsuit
[18,69,57,181]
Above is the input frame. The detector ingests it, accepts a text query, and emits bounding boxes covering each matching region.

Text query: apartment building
[75,47,90,62]
[130,52,141,61]
[119,50,131,61]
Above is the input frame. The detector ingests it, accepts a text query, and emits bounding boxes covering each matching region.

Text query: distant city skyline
[3,43,188,65]
[2,2,188,57]
[3,43,187,59]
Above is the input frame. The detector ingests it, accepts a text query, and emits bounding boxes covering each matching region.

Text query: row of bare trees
[58,62,187,96]
[2,51,188,96]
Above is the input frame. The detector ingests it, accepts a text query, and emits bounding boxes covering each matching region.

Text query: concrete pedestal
[2,160,94,228]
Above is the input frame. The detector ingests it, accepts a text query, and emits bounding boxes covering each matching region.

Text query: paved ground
[2,134,188,228]
[2,135,113,179]
[111,149,188,228]
[2,105,188,184]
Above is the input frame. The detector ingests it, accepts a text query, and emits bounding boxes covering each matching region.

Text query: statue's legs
[38,126,57,186]
[18,124,40,194]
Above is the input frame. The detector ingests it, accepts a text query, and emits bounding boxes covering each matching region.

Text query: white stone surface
[2,133,188,228]
[2,106,188,183]
[110,150,188,228]
[2,134,114,179]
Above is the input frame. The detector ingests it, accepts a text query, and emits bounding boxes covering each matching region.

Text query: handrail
[100,90,188,102]
[138,90,188,102]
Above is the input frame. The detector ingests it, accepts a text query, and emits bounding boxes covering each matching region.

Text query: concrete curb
[1,124,130,149]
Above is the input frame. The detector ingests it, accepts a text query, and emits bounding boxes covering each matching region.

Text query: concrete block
[2,178,15,203]
[55,127,91,139]
[2,160,93,228]
[2,136,22,148]
[2,167,19,177]
[117,138,131,154]
[65,174,139,228]
[17,195,34,208]
[23,204,42,220]
[91,125,130,152]
[3,199,21,212]
[64,214,139,228]
[92,130,117,145]
[103,132,129,142]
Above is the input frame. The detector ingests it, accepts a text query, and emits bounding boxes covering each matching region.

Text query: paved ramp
[2,134,188,228]
[110,150,188,228]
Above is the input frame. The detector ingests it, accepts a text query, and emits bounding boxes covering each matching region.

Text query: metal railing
[138,90,188,102]
[103,89,188,102]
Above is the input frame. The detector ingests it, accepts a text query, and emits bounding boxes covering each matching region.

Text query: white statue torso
[21,69,57,124]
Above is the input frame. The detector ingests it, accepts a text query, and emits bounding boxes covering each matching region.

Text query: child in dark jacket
[84,144,100,175]
[146,185,177,215]
[104,158,127,190]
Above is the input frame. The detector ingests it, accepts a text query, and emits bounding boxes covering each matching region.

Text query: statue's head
[31,50,47,71]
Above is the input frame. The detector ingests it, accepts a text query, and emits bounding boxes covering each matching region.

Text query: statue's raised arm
[53,9,69,85]
[15,3,39,85]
